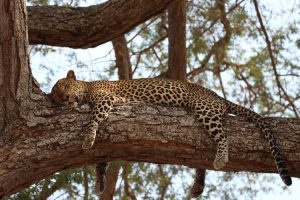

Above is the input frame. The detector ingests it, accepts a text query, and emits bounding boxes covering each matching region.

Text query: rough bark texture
[112,35,132,80]
[167,0,186,81]
[27,0,179,48]
[100,162,121,200]
[0,100,299,197]
[0,0,34,145]
[0,0,26,136]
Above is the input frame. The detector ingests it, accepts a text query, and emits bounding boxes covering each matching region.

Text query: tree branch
[112,35,132,80]
[37,178,63,200]
[167,0,187,81]
[188,0,233,80]
[122,163,137,200]
[100,162,121,200]
[27,0,179,48]
[0,100,299,197]
[83,167,89,200]
[253,0,299,118]
[158,165,170,200]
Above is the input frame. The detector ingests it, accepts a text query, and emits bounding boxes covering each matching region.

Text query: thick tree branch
[100,162,120,200]
[112,35,132,80]
[0,0,30,137]
[167,0,187,81]
[27,0,179,48]
[123,163,137,200]
[0,100,299,197]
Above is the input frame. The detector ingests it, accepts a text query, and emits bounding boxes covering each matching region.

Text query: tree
[1,0,299,199]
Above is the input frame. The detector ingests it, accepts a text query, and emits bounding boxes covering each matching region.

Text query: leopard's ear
[66,70,76,80]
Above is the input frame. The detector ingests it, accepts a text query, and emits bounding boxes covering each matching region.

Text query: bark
[0,101,299,197]
[0,0,27,138]
[167,0,186,81]
[100,162,121,200]
[83,167,89,200]
[123,163,137,200]
[112,36,132,80]
[27,0,179,48]
[0,0,37,145]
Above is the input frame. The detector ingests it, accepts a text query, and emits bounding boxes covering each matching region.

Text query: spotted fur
[50,70,292,188]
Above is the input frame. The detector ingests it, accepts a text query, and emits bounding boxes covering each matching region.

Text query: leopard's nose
[63,94,69,101]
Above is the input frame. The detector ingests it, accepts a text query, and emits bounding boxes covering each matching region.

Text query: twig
[122,163,137,200]
[253,0,299,117]
[188,0,232,79]
[158,165,170,200]
[132,35,168,75]
[83,167,89,200]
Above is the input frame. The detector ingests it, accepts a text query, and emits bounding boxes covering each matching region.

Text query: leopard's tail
[190,169,206,198]
[95,162,107,195]
[224,100,292,186]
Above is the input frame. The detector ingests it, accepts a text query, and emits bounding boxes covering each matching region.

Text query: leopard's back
[88,78,222,107]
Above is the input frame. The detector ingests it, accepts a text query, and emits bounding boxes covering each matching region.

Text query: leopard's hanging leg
[191,102,228,169]
[82,94,116,149]
[207,116,228,170]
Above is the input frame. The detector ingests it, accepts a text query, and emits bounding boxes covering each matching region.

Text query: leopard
[50,70,292,195]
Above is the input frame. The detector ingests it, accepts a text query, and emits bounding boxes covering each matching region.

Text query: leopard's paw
[82,134,96,150]
[82,141,94,150]
[213,155,228,169]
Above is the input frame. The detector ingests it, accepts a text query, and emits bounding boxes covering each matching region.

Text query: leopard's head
[49,70,85,106]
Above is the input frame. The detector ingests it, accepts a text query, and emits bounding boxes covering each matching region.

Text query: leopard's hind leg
[191,101,228,169]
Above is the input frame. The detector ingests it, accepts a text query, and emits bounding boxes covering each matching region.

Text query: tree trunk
[27,0,179,48]
[167,0,186,80]
[100,162,121,200]
[0,0,27,137]
[0,0,34,145]
[112,36,132,80]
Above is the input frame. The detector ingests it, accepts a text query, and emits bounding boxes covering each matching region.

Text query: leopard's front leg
[82,94,117,150]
